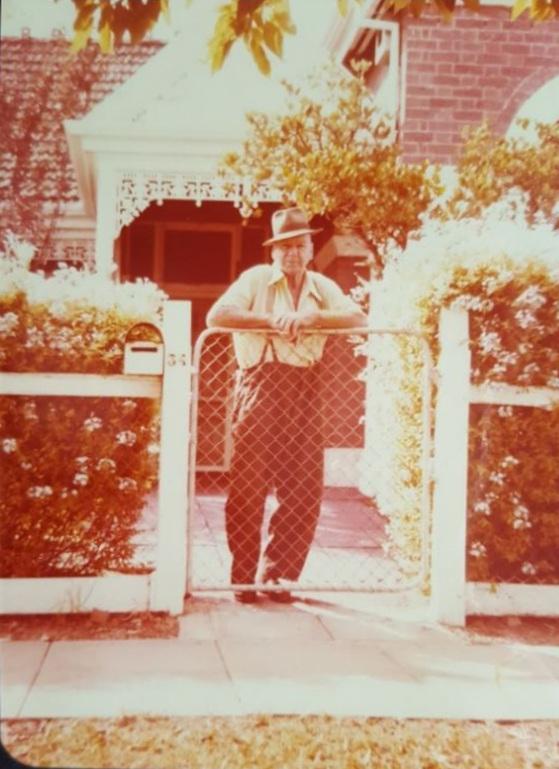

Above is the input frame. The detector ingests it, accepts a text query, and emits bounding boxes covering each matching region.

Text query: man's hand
[271,311,317,342]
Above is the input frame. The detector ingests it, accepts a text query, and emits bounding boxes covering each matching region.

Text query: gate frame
[186,326,434,596]
[0,300,191,616]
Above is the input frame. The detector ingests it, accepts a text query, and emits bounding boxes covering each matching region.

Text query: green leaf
[337,0,349,15]
[262,21,283,56]
[209,36,234,72]
[73,1,95,32]
[511,0,531,19]
[98,22,113,53]
[409,0,425,16]
[249,39,271,75]
[273,10,296,34]
[70,27,91,53]
[161,0,171,23]
[433,0,454,21]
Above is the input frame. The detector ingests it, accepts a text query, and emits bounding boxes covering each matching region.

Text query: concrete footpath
[1,592,559,722]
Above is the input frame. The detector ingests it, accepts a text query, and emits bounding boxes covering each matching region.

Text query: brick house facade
[336,5,559,164]
[401,7,559,163]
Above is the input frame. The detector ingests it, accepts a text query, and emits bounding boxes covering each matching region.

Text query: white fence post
[431,306,471,626]
[149,301,191,614]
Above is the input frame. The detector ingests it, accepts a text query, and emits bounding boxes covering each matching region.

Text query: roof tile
[0,37,162,206]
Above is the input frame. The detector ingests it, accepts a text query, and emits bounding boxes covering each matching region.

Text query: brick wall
[401,7,559,163]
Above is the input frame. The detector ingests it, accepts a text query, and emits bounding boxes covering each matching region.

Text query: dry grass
[3,715,558,769]
[0,611,178,641]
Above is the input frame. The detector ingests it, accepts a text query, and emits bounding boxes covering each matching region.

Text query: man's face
[271,234,313,278]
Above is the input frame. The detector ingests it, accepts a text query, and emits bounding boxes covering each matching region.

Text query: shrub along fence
[432,306,559,625]
[0,291,191,615]
[367,212,559,625]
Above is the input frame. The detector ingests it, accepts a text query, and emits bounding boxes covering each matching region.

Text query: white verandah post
[431,306,471,626]
[94,160,118,278]
[149,301,191,614]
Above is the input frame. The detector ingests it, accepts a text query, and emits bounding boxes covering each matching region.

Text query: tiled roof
[0,36,162,204]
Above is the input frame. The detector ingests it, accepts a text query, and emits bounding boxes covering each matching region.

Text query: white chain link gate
[186,328,433,596]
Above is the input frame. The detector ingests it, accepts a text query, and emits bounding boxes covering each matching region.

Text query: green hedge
[364,210,559,584]
[0,239,167,577]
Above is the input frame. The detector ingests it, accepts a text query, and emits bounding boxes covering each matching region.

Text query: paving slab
[210,602,332,642]
[374,637,555,683]
[2,596,558,722]
[19,639,239,718]
[219,638,418,715]
[0,641,49,718]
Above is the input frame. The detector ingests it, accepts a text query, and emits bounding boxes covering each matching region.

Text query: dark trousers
[225,361,324,585]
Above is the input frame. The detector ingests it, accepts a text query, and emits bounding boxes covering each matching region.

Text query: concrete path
[2,593,559,722]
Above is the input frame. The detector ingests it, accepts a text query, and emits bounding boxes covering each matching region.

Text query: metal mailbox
[123,323,164,375]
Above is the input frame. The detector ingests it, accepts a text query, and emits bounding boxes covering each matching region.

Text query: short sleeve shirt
[208,264,360,368]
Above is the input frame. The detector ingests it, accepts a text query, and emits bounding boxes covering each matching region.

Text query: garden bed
[3,715,557,769]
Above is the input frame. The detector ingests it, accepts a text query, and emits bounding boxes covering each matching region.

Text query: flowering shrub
[220,62,440,274]
[362,204,559,584]
[0,237,167,577]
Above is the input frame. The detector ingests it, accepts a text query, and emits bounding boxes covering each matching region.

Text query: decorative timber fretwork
[115,171,279,235]
[44,236,96,268]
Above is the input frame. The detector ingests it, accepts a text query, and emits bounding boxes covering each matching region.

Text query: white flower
[20,461,32,470]
[470,542,487,558]
[521,562,537,576]
[147,442,160,455]
[488,362,508,376]
[83,415,102,432]
[117,477,137,492]
[514,285,546,311]
[23,402,38,420]
[0,312,18,336]
[512,504,531,530]
[27,485,53,499]
[497,406,513,418]
[122,399,137,413]
[73,472,89,487]
[515,308,537,329]
[501,455,520,468]
[489,471,505,486]
[116,430,136,447]
[25,326,45,348]
[75,456,89,467]
[496,350,519,367]
[479,331,501,355]
[2,438,17,453]
[473,501,491,516]
[96,457,116,472]
[457,295,494,313]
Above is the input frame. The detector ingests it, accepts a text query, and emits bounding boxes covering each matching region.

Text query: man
[206,207,366,604]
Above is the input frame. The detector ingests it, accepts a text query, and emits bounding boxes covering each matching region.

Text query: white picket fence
[0,301,191,616]
[1,301,557,624]
[431,306,559,625]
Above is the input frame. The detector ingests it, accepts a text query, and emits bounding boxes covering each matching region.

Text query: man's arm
[301,308,367,329]
[272,308,366,340]
[206,304,272,329]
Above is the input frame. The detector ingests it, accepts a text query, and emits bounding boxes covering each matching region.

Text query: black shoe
[261,579,294,604]
[234,590,258,604]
